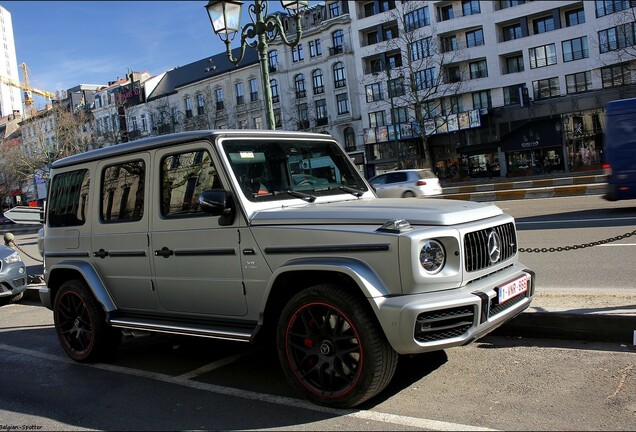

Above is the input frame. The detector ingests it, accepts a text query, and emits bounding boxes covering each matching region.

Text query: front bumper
[0,262,28,298]
[374,263,534,355]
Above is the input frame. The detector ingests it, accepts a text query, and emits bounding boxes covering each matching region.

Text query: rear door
[150,141,247,317]
[91,154,155,311]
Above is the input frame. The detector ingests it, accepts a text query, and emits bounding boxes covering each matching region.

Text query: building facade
[0,5,22,117]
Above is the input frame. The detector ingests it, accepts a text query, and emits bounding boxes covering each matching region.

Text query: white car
[369,169,443,198]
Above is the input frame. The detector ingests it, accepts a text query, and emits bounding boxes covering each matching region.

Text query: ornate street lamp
[205,0,308,130]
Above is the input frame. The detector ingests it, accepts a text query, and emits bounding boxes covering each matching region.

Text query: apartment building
[349,0,636,178]
[0,5,22,117]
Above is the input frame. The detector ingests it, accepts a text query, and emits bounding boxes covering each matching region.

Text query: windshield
[222,138,369,201]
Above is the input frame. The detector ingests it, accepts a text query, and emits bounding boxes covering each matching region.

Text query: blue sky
[3,1,302,107]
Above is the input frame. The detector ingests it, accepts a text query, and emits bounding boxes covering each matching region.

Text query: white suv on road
[40,130,534,408]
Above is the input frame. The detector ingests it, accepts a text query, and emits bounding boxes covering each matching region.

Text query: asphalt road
[1,195,635,430]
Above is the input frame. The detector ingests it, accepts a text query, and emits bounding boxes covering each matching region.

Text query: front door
[150,142,247,317]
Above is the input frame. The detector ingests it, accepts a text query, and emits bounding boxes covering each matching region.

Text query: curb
[495,311,636,344]
[442,174,607,194]
[440,183,607,202]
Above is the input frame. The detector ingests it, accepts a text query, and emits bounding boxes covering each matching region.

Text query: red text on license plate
[497,275,529,304]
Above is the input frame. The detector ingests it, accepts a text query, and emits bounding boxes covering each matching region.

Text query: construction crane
[0,62,55,112]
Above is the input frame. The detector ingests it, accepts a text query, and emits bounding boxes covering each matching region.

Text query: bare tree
[363,2,468,168]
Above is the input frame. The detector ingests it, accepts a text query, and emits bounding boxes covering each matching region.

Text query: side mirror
[199,190,233,216]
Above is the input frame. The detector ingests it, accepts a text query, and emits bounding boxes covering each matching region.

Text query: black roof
[147,47,260,101]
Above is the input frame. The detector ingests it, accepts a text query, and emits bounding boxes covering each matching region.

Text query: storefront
[500,118,566,176]
[563,110,604,171]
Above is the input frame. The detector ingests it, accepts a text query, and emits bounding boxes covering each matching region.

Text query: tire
[9,292,24,303]
[277,284,398,408]
[53,279,122,362]
[402,191,416,198]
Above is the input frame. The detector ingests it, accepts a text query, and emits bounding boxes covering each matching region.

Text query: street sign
[3,206,43,225]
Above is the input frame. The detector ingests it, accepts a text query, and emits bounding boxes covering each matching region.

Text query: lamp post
[205,0,308,130]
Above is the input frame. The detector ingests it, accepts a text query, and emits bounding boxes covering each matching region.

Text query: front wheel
[53,279,121,362]
[277,284,398,408]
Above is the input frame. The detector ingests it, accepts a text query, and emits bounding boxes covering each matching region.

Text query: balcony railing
[329,45,344,56]
[316,117,328,126]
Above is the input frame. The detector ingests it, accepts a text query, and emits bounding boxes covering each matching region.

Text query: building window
[292,43,304,62]
[533,16,555,34]
[566,71,592,94]
[596,0,636,18]
[466,28,484,47]
[383,24,398,40]
[445,65,461,83]
[562,36,589,62]
[369,110,386,127]
[268,49,278,71]
[366,82,383,102]
[344,127,356,151]
[414,67,437,90]
[503,84,525,105]
[332,29,344,51]
[185,97,193,118]
[505,54,524,73]
[270,79,280,103]
[601,63,631,87]
[386,52,402,68]
[315,99,328,125]
[235,83,244,105]
[141,114,147,132]
[196,94,205,116]
[443,96,462,115]
[565,8,585,26]
[388,77,405,98]
[336,93,349,115]
[215,88,224,110]
[440,4,454,21]
[274,108,282,128]
[298,103,309,129]
[503,23,523,41]
[529,43,557,68]
[499,0,527,9]
[469,59,488,79]
[472,90,491,109]
[333,62,346,88]
[312,69,324,95]
[462,0,480,16]
[420,100,439,119]
[295,74,306,98]
[328,1,340,18]
[532,77,560,100]
[391,106,408,124]
[598,22,636,53]
[249,78,259,102]
[405,6,430,31]
[309,39,322,57]
[410,37,432,61]
[443,35,458,52]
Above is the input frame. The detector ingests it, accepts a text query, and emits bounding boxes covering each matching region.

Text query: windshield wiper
[272,190,316,203]
[339,186,365,197]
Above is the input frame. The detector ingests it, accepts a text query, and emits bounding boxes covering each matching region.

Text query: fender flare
[47,260,117,312]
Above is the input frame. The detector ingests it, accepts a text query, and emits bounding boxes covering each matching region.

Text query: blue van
[604,97,636,201]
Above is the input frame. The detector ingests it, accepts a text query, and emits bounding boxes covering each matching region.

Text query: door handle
[154,247,174,258]
[93,249,109,259]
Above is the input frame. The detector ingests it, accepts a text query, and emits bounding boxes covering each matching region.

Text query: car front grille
[414,306,475,343]
[464,223,517,272]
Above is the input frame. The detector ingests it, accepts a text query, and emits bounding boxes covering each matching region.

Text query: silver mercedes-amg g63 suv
[40,130,534,408]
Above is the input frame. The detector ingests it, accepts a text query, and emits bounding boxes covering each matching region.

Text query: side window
[371,174,387,185]
[47,169,90,227]
[101,160,145,223]
[160,149,219,218]
[387,172,406,183]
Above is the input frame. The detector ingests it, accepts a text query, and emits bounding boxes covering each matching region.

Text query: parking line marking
[0,343,496,431]
[176,350,256,380]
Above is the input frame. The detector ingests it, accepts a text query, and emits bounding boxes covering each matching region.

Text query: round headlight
[419,240,446,274]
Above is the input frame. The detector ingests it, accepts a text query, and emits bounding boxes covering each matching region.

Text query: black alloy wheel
[54,280,121,362]
[277,284,398,408]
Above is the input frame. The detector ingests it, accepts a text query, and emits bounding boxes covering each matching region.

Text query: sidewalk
[439,170,607,202]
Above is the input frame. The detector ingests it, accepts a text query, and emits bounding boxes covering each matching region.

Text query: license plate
[497,275,529,304]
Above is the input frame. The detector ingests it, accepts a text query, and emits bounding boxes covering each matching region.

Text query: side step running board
[109,318,255,343]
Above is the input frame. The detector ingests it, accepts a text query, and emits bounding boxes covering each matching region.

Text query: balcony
[297,120,310,130]
[296,90,307,99]
[316,117,328,126]
[329,45,344,56]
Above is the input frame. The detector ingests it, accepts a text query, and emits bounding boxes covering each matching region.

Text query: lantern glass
[206,0,243,35]
[281,0,308,11]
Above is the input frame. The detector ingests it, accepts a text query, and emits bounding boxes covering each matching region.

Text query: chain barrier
[519,229,636,253]
[3,232,44,262]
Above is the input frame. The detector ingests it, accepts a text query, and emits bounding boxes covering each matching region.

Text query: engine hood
[250,197,502,226]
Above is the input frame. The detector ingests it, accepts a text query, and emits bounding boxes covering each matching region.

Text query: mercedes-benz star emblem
[487,230,501,263]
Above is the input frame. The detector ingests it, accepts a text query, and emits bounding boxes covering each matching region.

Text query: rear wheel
[402,191,416,198]
[53,279,121,362]
[277,284,398,408]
